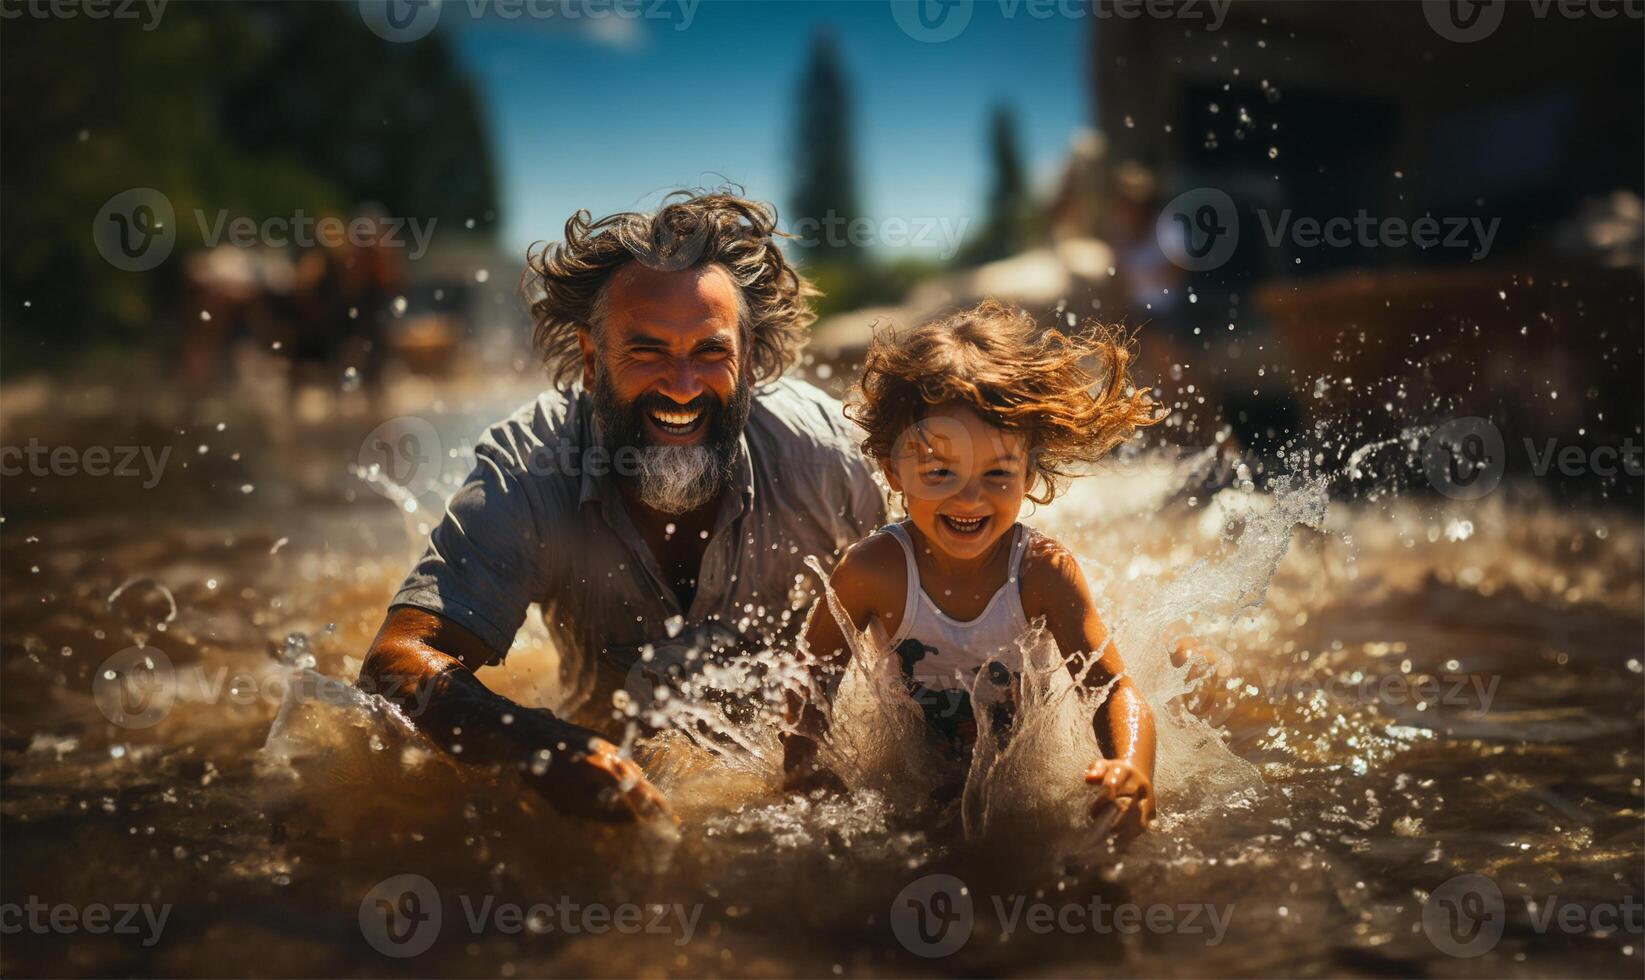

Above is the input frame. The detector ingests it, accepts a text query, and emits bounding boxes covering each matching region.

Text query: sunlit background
[2,2,1642,977]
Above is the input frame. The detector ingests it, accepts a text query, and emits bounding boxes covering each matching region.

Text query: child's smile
[887,402,1029,567]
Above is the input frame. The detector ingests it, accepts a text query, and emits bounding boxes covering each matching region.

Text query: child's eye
[922,468,953,481]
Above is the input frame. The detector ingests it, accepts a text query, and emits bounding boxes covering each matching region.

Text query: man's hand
[362,607,676,824]
[1084,758,1154,835]
[533,725,676,824]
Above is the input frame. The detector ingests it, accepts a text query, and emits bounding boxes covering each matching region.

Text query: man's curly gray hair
[522,190,820,387]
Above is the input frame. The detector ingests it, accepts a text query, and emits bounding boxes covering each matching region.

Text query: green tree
[790,31,864,268]
[0,1,498,373]
[958,103,1035,266]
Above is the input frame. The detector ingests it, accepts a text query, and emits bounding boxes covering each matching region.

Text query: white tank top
[884,521,1033,693]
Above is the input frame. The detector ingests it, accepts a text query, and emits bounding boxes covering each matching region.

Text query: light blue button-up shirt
[392,376,886,701]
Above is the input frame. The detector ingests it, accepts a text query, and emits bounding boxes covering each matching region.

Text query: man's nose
[654,358,706,405]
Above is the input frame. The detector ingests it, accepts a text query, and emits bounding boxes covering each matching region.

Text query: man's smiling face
[579,262,752,514]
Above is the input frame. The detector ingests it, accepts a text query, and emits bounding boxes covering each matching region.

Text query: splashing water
[4,375,1639,977]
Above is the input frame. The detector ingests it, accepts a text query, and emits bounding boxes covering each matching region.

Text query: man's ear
[576,326,597,389]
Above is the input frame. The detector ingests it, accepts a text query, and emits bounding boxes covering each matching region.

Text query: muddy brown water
[2,374,1640,978]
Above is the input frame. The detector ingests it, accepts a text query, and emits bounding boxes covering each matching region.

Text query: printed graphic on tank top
[882,521,1034,747]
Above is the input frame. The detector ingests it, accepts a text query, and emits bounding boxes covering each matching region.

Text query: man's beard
[592,363,751,515]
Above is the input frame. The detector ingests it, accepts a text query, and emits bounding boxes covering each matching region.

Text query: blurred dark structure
[0,1,499,377]
[1080,0,1643,490]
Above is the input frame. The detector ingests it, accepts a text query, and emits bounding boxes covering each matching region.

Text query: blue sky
[445,0,1091,257]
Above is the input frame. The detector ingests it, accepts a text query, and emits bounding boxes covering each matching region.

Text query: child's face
[885,403,1030,562]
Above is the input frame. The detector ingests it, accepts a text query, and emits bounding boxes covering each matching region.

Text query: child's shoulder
[836,526,908,580]
[1016,526,1091,605]
[828,526,910,617]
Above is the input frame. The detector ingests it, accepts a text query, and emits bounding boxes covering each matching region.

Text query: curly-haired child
[782,299,1162,834]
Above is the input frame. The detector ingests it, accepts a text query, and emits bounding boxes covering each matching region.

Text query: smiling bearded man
[358,192,886,821]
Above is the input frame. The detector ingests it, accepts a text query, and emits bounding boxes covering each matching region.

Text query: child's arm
[1022,538,1157,834]
[782,533,905,791]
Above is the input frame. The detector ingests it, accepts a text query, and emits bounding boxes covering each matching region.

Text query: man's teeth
[651,408,701,429]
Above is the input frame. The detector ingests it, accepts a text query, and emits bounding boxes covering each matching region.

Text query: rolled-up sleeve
[391,435,556,663]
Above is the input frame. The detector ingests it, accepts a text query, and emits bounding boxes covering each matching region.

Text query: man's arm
[360,606,673,823]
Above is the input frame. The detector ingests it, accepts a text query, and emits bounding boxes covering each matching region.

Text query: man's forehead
[604,262,741,335]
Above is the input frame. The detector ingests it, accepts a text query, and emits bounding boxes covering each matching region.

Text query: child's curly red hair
[846,299,1161,504]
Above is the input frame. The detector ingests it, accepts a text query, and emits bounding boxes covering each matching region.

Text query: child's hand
[1084,759,1154,834]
